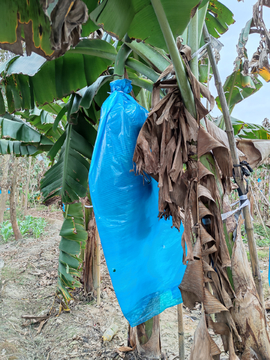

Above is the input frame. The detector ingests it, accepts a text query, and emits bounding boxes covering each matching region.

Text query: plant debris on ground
[0,211,270,359]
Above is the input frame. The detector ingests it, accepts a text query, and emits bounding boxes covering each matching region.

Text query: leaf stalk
[150,0,196,118]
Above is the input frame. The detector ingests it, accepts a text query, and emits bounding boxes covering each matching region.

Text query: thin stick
[203,24,264,305]
[94,227,101,305]
[177,304,185,360]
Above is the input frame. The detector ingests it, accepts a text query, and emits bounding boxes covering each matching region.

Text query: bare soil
[0,214,270,360]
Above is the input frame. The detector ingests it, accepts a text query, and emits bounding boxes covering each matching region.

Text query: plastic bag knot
[110,79,132,93]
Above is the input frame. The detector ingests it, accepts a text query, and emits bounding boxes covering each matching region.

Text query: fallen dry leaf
[118,346,135,352]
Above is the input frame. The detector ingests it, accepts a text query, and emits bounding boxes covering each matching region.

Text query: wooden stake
[177,304,185,360]
[94,228,101,305]
[203,24,264,305]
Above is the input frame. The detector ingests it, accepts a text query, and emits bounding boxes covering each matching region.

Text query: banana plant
[0,0,242,357]
[0,0,234,59]
[0,112,54,155]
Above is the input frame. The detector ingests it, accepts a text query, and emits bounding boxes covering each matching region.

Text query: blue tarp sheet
[89,79,186,327]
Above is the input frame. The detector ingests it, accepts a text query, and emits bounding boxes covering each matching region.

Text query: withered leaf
[198,127,232,178]
[190,314,213,360]
[231,222,270,358]
[179,259,204,308]
[203,287,228,314]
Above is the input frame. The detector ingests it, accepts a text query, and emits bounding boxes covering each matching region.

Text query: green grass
[0,215,47,243]
[1,265,18,280]
[247,249,269,262]
[242,223,270,247]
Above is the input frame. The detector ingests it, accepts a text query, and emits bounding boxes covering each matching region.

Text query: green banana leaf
[0,40,117,113]
[126,41,171,73]
[58,203,88,302]
[90,0,201,51]
[0,109,64,156]
[51,74,115,136]
[0,1,52,58]
[205,0,235,39]
[215,61,263,113]
[0,113,53,149]
[0,0,235,59]
[0,38,161,114]
[81,0,99,37]
[90,0,234,50]
[39,106,96,301]
[40,110,96,205]
[0,0,94,60]
[71,75,114,114]
[41,101,66,116]
[17,107,64,142]
[231,117,270,140]
[237,18,252,58]
[0,139,39,156]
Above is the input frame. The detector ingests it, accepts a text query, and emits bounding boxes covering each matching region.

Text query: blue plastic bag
[89,79,186,327]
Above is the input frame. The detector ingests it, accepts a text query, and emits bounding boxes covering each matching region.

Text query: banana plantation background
[1,0,270,359]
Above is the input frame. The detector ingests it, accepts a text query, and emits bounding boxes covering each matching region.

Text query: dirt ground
[0,212,270,360]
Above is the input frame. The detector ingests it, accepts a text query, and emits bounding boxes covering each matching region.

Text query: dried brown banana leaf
[190,313,218,360]
[133,48,269,359]
[231,222,270,359]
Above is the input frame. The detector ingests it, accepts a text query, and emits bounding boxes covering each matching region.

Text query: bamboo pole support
[94,227,101,305]
[203,24,264,305]
[177,304,185,360]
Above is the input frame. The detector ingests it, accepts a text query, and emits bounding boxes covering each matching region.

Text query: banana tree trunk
[93,227,101,305]
[129,316,161,359]
[0,155,10,223]
[23,156,32,216]
[84,205,94,294]
[84,207,101,305]
[9,157,22,240]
